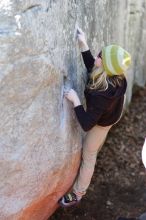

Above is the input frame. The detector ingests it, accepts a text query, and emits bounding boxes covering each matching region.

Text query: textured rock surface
[0,0,146,219]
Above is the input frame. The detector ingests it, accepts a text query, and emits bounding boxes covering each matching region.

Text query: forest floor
[50,86,146,220]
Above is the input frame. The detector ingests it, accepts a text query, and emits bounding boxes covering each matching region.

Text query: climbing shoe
[58,192,81,207]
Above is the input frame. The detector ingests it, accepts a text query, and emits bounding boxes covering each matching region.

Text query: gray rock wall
[0,0,146,219]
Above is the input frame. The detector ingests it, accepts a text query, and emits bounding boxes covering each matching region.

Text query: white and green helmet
[102,45,131,76]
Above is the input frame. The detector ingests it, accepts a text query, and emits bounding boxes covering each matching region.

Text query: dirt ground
[50,87,146,220]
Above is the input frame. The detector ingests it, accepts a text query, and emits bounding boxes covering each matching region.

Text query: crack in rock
[22,4,42,13]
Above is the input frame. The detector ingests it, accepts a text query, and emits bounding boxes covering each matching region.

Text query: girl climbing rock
[59,28,131,207]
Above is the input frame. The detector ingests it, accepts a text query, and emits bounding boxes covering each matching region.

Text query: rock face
[0,0,146,219]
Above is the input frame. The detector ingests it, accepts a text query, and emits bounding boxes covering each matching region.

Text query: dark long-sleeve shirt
[74,50,127,131]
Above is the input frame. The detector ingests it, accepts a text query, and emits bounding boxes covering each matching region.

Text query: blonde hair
[87,66,125,91]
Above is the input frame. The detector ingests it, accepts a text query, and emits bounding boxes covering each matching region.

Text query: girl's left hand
[76,28,89,51]
[64,89,81,107]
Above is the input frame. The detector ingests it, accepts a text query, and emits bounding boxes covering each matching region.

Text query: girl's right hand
[64,89,81,107]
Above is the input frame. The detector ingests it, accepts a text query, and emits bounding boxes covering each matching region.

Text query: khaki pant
[73,124,112,197]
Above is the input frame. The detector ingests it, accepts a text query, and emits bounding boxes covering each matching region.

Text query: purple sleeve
[74,105,102,132]
[81,50,95,73]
